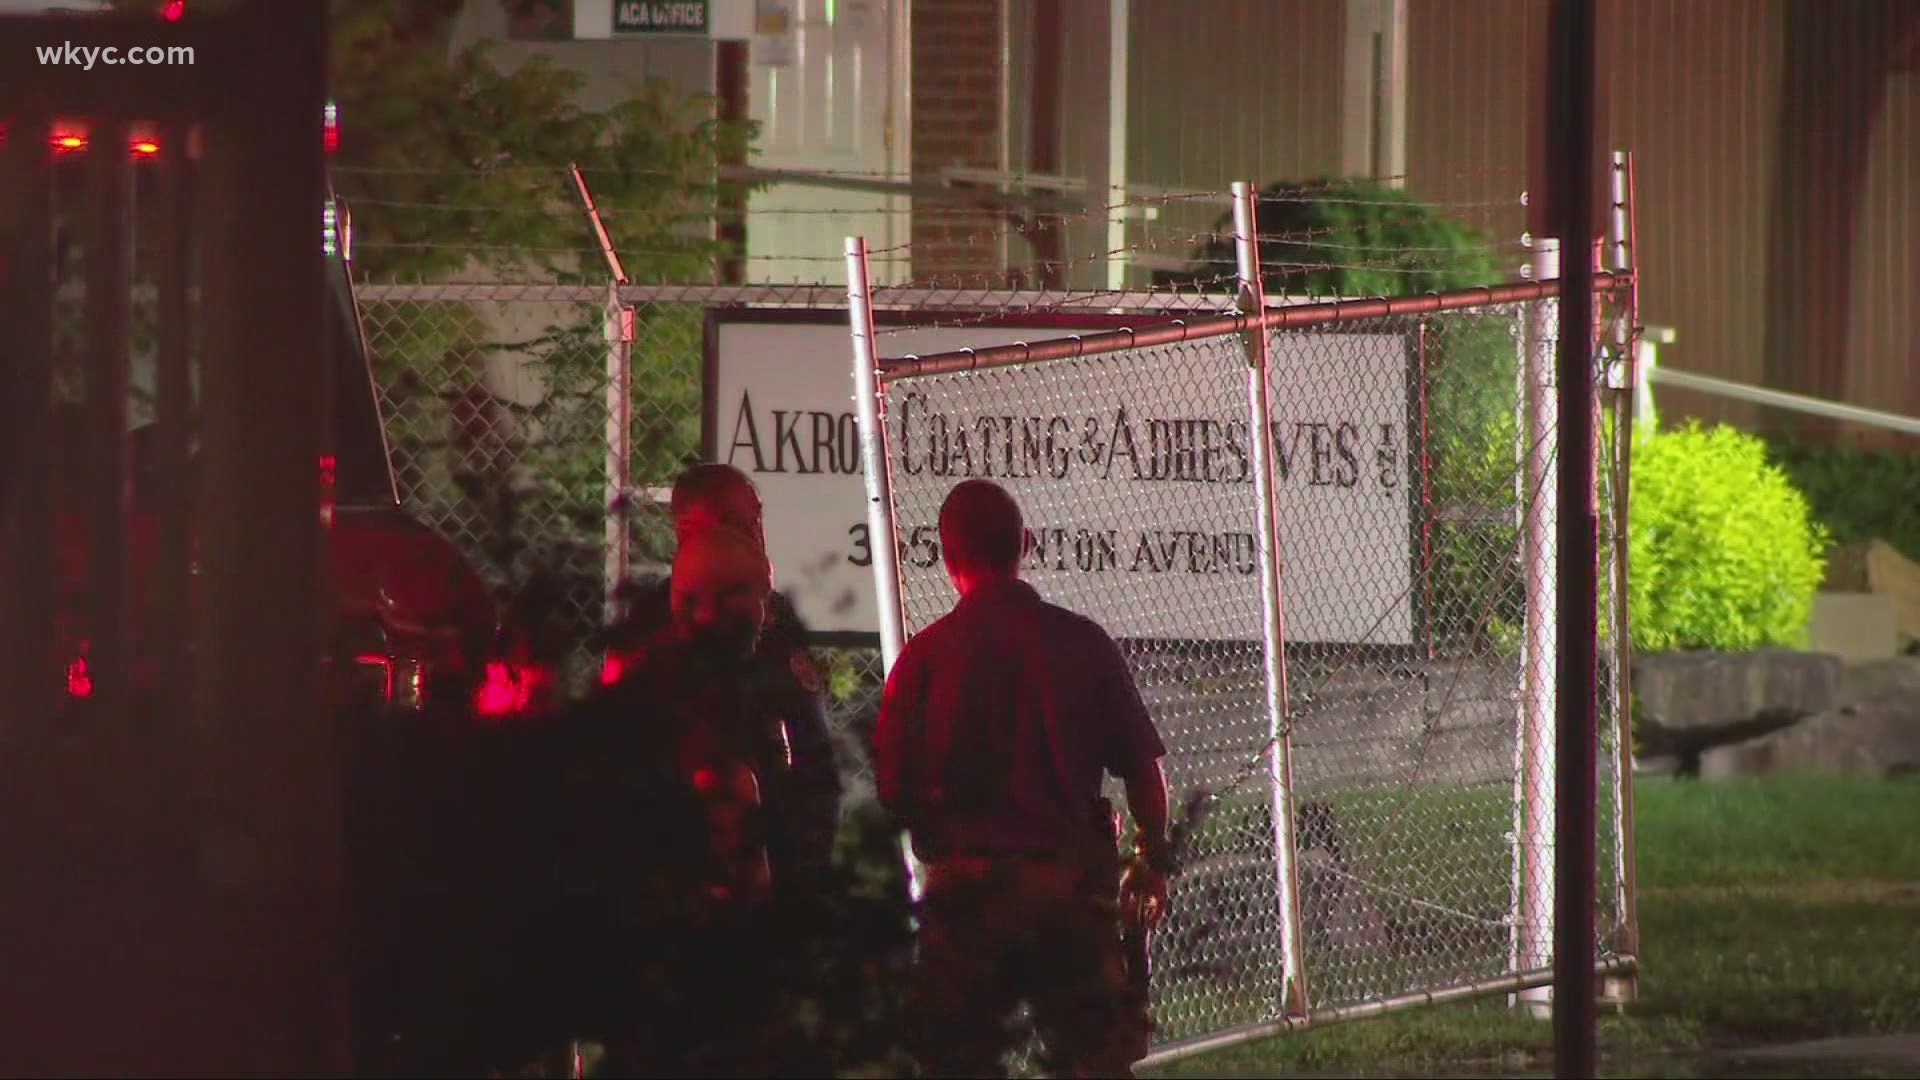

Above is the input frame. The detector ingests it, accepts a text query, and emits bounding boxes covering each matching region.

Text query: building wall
[1594,0,1783,432]
[1123,0,1346,286]
[1113,0,1919,438]
[910,0,1006,282]
[440,0,1919,433]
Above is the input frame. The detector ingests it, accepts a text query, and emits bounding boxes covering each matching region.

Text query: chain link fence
[352,282,1238,774]
[868,282,1636,1056]
[354,267,1634,1060]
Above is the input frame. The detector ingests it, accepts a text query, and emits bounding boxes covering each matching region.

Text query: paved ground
[1719,1033,1920,1072]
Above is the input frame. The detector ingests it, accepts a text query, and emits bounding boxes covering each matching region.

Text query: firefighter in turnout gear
[550,524,820,1076]
[601,463,842,887]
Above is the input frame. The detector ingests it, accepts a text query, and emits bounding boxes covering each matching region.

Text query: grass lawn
[1140,776,1920,1078]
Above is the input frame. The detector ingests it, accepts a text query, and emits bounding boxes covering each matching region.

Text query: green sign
[614,0,709,34]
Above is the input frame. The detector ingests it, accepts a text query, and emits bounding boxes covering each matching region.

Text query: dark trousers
[907,855,1149,1079]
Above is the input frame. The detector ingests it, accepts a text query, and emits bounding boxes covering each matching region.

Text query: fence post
[846,235,920,901]
[1231,181,1310,1018]
[1604,149,1642,1004]
[604,282,633,624]
[1512,237,1561,1018]
[846,237,908,670]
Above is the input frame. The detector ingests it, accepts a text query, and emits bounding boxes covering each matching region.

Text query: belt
[922,852,1113,898]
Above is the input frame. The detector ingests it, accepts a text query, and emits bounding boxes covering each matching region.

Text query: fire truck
[11,99,549,727]
[4,7,569,1072]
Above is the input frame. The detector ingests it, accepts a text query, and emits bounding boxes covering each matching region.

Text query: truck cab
[26,107,548,726]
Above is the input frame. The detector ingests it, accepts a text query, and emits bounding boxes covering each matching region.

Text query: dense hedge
[1628,422,1831,651]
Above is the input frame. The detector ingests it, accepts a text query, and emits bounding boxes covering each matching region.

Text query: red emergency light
[354,653,395,703]
[475,659,545,720]
[319,454,337,528]
[162,1,184,21]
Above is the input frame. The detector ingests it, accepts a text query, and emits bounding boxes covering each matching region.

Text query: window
[503,0,573,41]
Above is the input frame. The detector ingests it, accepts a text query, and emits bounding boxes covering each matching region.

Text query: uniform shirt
[602,576,843,879]
[873,577,1167,861]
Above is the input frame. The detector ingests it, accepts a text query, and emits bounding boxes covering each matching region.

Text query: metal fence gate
[847,185,1642,1064]
[351,281,1247,789]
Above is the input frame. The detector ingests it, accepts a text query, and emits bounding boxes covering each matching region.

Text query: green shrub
[1763,438,1920,565]
[1628,421,1831,651]
[1150,177,1506,299]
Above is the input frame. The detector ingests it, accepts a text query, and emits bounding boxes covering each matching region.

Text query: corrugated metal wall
[1088,0,1919,439]
[1125,1,1345,191]
[1122,0,1347,280]
[1600,0,1782,432]
[1403,0,1533,273]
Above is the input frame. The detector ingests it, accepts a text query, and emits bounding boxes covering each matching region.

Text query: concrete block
[1807,592,1899,665]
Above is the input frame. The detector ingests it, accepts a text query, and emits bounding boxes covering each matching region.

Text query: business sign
[704,310,1421,647]
[573,0,750,38]
[615,0,707,32]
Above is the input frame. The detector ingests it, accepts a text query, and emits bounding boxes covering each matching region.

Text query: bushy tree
[1152,177,1505,299]
[1629,422,1831,652]
[328,0,753,285]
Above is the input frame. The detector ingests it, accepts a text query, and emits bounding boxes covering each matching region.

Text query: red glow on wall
[162,1,185,21]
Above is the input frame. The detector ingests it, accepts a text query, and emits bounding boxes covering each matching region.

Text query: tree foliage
[109,0,758,282]
[1764,437,1920,566]
[1152,177,1506,299]
[326,0,756,284]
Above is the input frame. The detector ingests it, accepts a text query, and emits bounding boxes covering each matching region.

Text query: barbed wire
[344,197,1111,220]
[351,241,917,262]
[339,163,1537,345]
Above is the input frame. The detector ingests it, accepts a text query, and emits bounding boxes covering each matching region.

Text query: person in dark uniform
[602,463,841,883]
[874,479,1175,1079]
[550,525,819,1077]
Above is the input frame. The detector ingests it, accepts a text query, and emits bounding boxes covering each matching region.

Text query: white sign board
[706,311,1420,647]
[573,0,753,39]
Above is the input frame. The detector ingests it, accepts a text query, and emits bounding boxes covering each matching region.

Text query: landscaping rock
[1631,650,1842,758]
[1837,655,1920,706]
[1866,539,1920,647]
[1700,674,1920,780]
[1806,591,1899,663]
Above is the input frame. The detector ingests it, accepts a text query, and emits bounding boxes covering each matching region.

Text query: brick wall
[911,0,1005,283]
